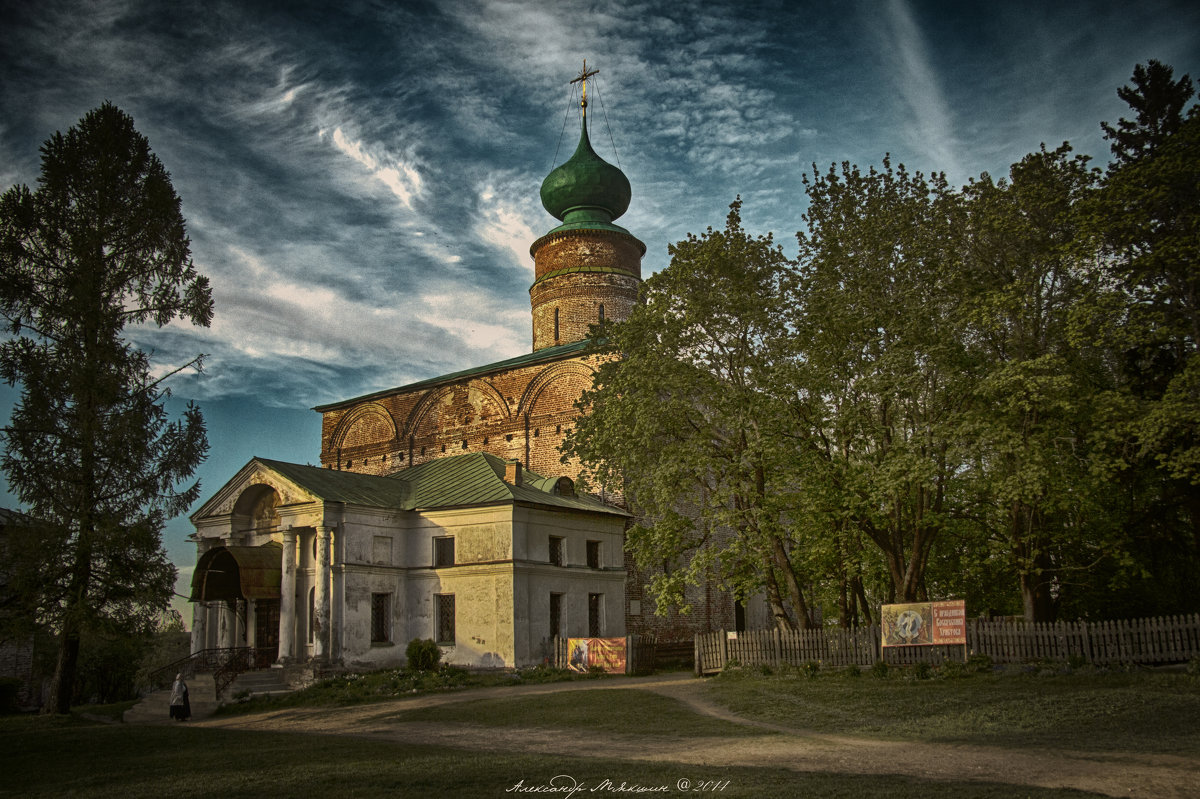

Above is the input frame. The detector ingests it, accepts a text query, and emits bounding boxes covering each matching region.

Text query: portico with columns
[189,461,346,665]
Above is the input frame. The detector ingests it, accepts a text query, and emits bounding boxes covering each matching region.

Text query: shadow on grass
[0,720,1104,799]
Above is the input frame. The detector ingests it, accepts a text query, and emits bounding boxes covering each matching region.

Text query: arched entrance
[190,543,283,659]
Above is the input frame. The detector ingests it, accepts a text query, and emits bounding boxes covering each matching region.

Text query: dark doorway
[255,599,280,659]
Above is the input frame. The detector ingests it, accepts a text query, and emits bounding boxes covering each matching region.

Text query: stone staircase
[123,676,220,724]
[226,666,291,697]
[123,666,294,724]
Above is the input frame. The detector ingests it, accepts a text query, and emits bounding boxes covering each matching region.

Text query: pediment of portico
[191,458,326,523]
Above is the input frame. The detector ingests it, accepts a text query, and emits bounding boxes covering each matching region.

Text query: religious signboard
[567,637,627,673]
[881,600,967,647]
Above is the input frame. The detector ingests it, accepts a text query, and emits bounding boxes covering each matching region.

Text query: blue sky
[2,0,1198,622]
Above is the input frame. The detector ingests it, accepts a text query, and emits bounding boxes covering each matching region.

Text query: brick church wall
[318,351,603,483]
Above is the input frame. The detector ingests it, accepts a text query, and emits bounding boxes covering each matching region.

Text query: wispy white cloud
[325,126,423,207]
[476,180,541,274]
[871,0,962,177]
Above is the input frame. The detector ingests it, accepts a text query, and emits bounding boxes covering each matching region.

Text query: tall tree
[793,158,974,604]
[1100,60,1195,166]
[1085,62,1200,615]
[960,144,1112,622]
[564,201,818,630]
[0,103,213,713]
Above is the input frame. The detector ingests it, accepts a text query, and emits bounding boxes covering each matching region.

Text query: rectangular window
[586,540,600,569]
[549,536,564,567]
[588,593,602,637]
[435,594,455,645]
[434,536,455,567]
[550,592,563,638]
[371,593,391,643]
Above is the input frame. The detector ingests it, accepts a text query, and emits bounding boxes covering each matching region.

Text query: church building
[189,67,753,670]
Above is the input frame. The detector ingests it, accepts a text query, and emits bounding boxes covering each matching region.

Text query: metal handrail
[214,647,277,696]
[146,647,258,690]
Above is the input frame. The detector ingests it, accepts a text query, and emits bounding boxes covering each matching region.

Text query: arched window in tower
[554,307,560,341]
[598,304,605,323]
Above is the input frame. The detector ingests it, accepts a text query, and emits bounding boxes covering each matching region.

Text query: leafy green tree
[565,201,818,630]
[792,158,974,605]
[959,144,1114,622]
[0,103,213,713]
[1082,62,1200,616]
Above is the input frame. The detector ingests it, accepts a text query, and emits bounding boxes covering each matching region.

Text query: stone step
[228,668,291,696]
[123,687,219,725]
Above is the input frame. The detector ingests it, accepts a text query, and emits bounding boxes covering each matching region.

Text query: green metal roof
[253,458,412,508]
[392,452,627,517]
[312,340,591,412]
[244,453,626,518]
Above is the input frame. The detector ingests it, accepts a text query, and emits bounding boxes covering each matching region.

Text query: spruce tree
[0,103,213,713]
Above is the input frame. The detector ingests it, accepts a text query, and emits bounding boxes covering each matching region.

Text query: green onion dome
[540,117,631,224]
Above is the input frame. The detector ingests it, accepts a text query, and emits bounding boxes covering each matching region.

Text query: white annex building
[188,453,627,668]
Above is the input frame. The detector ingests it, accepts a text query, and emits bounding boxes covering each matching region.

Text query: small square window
[435,594,455,645]
[371,593,391,643]
[434,536,455,567]
[549,536,563,567]
[586,540,600,569]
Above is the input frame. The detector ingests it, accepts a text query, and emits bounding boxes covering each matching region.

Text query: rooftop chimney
[504,460,523,486]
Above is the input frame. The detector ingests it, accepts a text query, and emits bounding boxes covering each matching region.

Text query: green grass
[214,663,595,716]
[705,665,1200,753]
[387,688,762,737]
[0,716,1103,799]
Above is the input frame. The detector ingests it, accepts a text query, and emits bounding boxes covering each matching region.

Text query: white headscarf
[170,673,187,705]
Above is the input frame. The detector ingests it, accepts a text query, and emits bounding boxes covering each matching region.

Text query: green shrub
[405,638,442,672]
[869,660,889,679]
[842,664,862,679]
[966,653,993,674]
[913,661,932,680]
[938,660,966,679]
[801,660,820,679]
[1187,657,1200,678]
[1067,653,1088,670]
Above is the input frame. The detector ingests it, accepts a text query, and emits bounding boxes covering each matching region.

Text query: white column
[314,526,332,662]
[331,527,344,664]
[278,527,297,663]
[219,601,236,648]
[190,602,207,654]
[245,599,257,648]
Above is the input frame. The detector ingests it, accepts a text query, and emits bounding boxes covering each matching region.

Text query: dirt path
[192,674,1199,798]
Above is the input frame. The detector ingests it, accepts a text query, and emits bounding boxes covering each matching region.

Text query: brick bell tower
[530,63,644,351]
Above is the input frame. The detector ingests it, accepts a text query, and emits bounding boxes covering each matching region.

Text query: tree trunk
[771,534,817,628]
[763,567,795,631]
[1019,552,1057,622]
[46,624,81,714]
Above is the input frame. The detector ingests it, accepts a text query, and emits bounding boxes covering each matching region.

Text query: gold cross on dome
[570,59,599,114]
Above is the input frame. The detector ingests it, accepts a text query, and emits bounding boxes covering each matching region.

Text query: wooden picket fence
[694,613,1200,675]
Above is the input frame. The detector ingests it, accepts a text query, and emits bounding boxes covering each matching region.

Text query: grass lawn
[704,665,1200,753]
[0,715,1104,799]
[385,687,762,737]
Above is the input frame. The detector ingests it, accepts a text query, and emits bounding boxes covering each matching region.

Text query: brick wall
[529,227,643,352]
[530,272,639,352]
[319,353,603,481]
